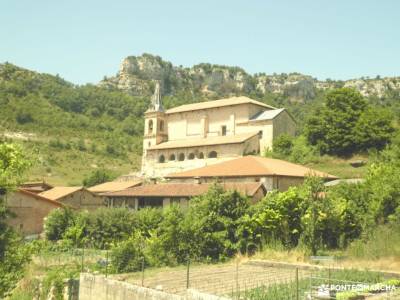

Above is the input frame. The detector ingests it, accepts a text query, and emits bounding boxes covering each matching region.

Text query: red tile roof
[166,156,337,179]
[103,182,265,198]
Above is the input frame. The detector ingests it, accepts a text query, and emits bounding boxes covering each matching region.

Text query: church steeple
[149,81,164,112]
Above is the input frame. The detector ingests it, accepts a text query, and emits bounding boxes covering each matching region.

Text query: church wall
[236,120,274,152]
[272,111,297,139]
[166,104,253,140]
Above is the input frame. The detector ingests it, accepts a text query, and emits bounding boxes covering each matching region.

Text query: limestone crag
[100,53,400,101]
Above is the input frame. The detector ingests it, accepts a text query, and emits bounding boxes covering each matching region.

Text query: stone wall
[79,273,231,300]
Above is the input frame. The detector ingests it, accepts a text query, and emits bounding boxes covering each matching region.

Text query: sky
[1,0,399,84]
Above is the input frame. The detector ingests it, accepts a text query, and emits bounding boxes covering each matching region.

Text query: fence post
[296,268,299,300]
[186,258,190,289]
[105,250,109,278]
[141,257,145,286]
[81,247,84,272]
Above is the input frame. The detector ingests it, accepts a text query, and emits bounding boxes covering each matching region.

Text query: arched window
[148,120,153,134]
[208,151,217,158]
[178,153,185,161]
[198,152,204,159]
[158,155,165,163]
[159,120,164,132]
[169,154,176,161]
[188,153,195,160]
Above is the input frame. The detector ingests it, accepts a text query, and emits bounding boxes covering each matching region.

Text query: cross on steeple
[150,81,164,112]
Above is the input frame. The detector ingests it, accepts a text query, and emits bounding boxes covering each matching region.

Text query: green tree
[304,88,394,155]
[82,169,116,187]
[272,134,294,156]
[0,143,31,297]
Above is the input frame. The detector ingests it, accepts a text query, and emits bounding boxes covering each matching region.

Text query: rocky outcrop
[100,53,400,101]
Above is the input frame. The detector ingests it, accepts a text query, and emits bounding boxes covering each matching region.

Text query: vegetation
[42,136,400,272]
[0,63,145,184]
[82,168,116,187]
[304,88,394,156]
[0,142,31,298]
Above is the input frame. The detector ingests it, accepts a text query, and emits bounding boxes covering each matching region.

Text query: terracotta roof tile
[148,132,259,150]
[165,96,276,114]
[39,186,83,201]
[166,156,338,179]
[103,182,264,198]
[88,180,142,193]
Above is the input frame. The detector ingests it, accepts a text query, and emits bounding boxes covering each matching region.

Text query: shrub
[110,232,145,273]
[82,169,116,187]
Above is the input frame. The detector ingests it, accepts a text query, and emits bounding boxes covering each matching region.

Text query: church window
[198,152,204,159]
[160,120,164,132]
[188,153,195,160]
[208,151,217,158]
[148,120,153,134]
[169,154,176,161]
[158,154,165,163]
[221,125,227,136]
[178,153,185,161]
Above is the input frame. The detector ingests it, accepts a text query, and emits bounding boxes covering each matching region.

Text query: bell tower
[142,81,167,173]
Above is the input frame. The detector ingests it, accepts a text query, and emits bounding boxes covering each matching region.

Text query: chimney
[194,176,201,184]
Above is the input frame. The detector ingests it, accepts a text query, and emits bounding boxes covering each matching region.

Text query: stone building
[102,182,266,210]
[166,156,337,192]
[39,186,104,211]
[5,189,62,236]
[141,83,296,177]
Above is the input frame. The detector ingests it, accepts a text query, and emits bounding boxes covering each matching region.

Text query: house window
[221,125,227,136]
[158,154,165,163]
[198,152,204,159]
[160,120,164,132]
[178,153,185,161]
[188,153,195,160]
[148,120,153,134]
[169,154,176,161]
[208,151,217,158]
[138,197,163,209]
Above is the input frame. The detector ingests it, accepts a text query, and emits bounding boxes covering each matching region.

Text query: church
[141,83,296,177]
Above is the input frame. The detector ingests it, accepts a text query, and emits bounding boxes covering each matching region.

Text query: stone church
[141,83,296,177]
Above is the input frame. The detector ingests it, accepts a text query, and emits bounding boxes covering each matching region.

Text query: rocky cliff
[100,53,400,102]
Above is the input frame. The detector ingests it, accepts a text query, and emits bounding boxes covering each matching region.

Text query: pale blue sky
[1,0,399,84]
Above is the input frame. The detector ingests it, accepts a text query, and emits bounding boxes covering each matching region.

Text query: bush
[272,134,294,156]
[110,232,145,273]
[82,169,116,187]
[44,207,76,241]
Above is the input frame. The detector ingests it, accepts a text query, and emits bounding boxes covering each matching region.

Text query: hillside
[0,63,146,185]
[1,55,400,184]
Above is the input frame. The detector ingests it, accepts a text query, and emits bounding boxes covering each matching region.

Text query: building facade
[141,84,296,177]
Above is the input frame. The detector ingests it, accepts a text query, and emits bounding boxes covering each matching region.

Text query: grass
[241,269,386,300]
[5,135,141,186]
[305,154,368,179]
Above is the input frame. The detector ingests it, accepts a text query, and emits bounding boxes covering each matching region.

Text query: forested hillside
[0,63,147,185]
[1,55,400,184]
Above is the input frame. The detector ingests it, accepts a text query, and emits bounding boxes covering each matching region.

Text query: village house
[87,180,142,194]
[5,188,62,236]
[19,181,53,194]
[39,186,104,211]
[141,83,296,177]
[102,182,266,210]
[166,155,337,192]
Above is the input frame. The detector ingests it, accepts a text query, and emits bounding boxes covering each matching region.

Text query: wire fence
[33,249,400,300]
